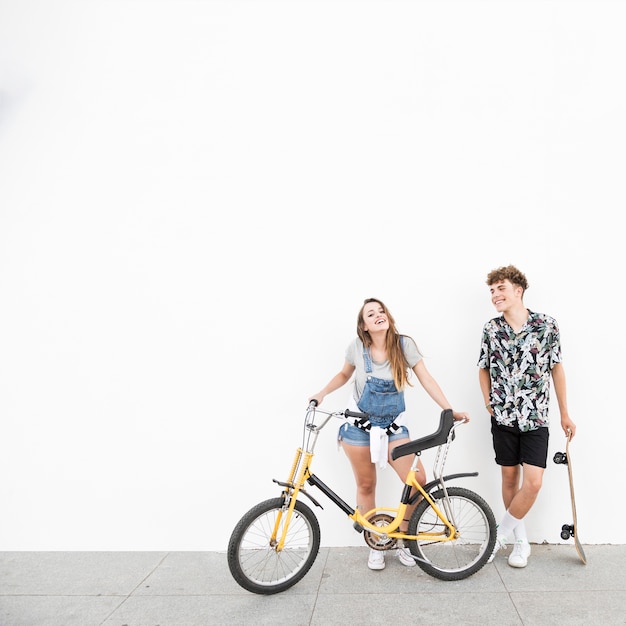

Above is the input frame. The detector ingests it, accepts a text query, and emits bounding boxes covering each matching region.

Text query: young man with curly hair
[478,265,576,568]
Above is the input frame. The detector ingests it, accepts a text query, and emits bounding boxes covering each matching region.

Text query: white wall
[0,0,623,550]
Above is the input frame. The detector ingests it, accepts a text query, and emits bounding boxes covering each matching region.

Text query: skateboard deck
[553,433,587,564]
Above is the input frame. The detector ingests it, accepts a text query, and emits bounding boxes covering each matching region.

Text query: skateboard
[553,433,587,564]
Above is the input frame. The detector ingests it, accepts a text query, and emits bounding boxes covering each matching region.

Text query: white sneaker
[397,545,416,567]
[487,536,506,563]
[508,540,531,568]
[368,548,385,570]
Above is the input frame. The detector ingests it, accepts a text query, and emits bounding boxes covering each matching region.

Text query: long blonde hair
[356,298,415,390]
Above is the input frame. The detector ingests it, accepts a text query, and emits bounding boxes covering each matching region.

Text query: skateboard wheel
[553,452,567,464]
[561,524,573,540]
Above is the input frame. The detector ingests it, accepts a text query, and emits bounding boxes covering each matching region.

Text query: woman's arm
[309,360,355,405]
[412,360,469,421]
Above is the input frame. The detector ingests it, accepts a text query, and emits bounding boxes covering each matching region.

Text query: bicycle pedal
[353,521,364,533]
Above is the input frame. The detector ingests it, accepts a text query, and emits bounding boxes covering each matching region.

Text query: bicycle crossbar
[307,473,355,516]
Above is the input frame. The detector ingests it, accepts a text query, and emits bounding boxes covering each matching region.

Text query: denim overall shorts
[338,343,409,447]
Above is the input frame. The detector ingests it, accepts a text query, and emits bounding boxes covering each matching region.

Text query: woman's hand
[452,410,470,422]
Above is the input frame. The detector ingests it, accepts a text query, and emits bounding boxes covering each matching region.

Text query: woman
[310,298,469,570]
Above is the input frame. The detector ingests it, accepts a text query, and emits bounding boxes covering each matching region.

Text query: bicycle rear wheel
[406,486,496,581]
[227,497,320,594]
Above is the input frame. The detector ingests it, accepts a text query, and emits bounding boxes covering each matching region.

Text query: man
[478,265,576,568]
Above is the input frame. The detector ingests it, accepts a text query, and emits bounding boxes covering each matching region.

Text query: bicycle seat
[391,409,455,460]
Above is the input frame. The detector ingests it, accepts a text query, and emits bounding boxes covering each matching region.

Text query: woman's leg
[341,442,377,516]
[388,439,426,531]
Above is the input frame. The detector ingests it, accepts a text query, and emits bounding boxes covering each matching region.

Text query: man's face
[489,279,522,313]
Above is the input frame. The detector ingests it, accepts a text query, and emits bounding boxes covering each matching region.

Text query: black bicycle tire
[227,497,321,594]
[407,486,496,581]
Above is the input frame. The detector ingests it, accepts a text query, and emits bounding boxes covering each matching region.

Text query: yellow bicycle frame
[271,443,457,551]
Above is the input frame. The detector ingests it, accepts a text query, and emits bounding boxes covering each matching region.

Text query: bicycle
[227,402,496,594]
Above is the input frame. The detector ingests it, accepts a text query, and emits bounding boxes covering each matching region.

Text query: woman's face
[361,301,389,333]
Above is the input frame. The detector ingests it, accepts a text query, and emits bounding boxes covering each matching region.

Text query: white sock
[513,519,528,543]
[497,510,521,543]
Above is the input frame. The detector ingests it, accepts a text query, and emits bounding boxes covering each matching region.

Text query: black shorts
[491,417,549,469]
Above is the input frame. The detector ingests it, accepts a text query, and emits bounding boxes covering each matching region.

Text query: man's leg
[500,463,543,567]
[507,463,544,519]
[497,463,544,538]
[501,465,520,509]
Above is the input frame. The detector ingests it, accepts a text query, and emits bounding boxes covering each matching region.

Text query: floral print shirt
[477,310,562,432]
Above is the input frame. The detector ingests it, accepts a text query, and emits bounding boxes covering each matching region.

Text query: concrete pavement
[1,544,624,625]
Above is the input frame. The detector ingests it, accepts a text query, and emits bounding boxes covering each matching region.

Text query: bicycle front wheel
[227,497,321,595]
[407,486,496,581]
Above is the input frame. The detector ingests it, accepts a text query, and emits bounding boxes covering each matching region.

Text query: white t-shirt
[345,335,422,403]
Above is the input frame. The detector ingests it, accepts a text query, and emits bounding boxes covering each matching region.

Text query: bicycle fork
[271,446,324,551]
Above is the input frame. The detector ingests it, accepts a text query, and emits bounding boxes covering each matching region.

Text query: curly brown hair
[356,298,415,390]
[486,265,529,292]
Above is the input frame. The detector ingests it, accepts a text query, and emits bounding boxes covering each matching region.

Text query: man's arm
[479,367,492,413]
[552,362,576,438]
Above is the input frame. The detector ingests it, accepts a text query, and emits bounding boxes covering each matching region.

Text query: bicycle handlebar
[307,401,368,420]
[307,403,468,455]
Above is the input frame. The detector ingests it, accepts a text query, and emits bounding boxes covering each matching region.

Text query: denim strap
[362,344,373,374]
